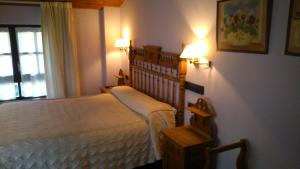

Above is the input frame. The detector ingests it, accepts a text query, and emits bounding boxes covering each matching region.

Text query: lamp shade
[180,44,199,59]
[180,41,208,59]
[114,39,127,48]
[180,41,211,67]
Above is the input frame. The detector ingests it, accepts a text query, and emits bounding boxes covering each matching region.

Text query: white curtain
[41,2,80,99]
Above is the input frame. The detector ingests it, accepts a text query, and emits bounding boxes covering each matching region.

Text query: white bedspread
[0,94,155,169]
[111,86,176,159]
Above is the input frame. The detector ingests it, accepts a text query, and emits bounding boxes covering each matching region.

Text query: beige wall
[120,0,300,169]
[73,7,124,93]
[74,7,123,94]
[74,9,103,95]
[102,7,122,87]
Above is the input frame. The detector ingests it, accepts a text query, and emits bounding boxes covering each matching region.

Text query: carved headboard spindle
[129,43,187,126]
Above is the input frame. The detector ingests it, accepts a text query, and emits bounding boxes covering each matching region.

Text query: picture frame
[217,0,273,54]
[285,0,300,56]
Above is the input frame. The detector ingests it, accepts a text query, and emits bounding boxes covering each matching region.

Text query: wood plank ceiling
[71,0,125,9]
[2,0,125,9]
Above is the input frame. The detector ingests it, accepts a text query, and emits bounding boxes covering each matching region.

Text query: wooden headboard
[129,43,187,126]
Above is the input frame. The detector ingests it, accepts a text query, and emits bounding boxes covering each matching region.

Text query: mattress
[0,87,176,169]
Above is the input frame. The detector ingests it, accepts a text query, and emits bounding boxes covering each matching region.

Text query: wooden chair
[204,139,248,169]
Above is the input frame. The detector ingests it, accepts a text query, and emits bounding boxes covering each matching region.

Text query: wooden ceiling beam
[0,0,125,9]
[72,0,125,9]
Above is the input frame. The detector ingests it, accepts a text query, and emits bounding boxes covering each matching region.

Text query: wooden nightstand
[162,97,215,169]
[162,126,212,169]
[100,86,114,93]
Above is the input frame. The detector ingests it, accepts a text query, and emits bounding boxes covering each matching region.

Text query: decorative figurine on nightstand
[114,69,126,86]
[188,97,215,140]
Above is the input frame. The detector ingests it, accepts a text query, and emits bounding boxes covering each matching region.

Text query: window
[0,25,46,101]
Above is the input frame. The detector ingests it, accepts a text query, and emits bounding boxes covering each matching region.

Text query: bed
[0,45,187,169]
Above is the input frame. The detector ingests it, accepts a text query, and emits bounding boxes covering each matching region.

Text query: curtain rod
[0,1,40,6]
[0,0,72,6]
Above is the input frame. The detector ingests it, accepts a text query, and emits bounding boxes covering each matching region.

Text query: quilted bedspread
[0,94,157,169]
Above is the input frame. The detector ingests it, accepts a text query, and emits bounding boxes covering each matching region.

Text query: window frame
[0,24,46,101]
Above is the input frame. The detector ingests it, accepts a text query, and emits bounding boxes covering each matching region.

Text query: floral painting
[217,0,272,53]
[285,0,300,56]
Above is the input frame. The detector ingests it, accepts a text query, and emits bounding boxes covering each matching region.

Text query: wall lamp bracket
[188,58,212,68]
[180,42,212,68]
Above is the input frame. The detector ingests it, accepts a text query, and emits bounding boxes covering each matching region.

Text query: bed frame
[129,43,187,126]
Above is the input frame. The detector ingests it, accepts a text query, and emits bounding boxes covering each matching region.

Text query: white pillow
[111,86,176,118]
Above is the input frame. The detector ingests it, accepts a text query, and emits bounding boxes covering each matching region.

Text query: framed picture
[217,0,273,53]
[285,0,300,56]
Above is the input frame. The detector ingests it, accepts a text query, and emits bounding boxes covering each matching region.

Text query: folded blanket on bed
[111,86,176,159]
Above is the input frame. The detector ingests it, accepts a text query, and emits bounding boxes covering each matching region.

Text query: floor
[133,161,162,169]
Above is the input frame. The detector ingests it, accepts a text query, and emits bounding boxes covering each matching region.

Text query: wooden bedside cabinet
[162,97,216,169]
[162,125,212,169]
[100,86,114,93]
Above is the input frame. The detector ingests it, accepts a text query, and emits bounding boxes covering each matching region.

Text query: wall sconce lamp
[180,42,212,68]
[114,38,129,53]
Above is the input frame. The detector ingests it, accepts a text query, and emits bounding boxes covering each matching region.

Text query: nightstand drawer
[185,146,205,169]
[162,126,212,169]
[163,138,184,169]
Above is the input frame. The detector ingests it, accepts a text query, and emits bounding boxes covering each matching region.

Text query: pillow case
[111,86,176,119]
